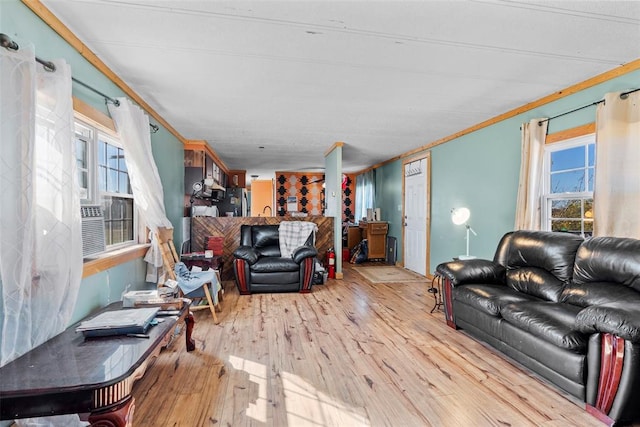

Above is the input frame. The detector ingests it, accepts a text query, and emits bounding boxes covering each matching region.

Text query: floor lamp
[451,207,477,260]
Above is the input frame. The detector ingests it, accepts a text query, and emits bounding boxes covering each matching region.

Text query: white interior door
[404,158,428,275]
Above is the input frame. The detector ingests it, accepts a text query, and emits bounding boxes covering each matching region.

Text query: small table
[428,275,444,313]
[0,301,195,426]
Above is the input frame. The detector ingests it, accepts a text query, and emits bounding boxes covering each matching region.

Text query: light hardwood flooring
[132,266,604,427]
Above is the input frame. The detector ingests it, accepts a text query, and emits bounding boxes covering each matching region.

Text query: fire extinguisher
[327,248,336,279]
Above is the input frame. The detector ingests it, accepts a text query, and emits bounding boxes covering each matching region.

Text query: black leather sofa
[233,224,318,294]
[435,231,640,426]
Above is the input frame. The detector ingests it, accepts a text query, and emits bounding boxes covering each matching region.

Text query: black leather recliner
[233,224,318,294]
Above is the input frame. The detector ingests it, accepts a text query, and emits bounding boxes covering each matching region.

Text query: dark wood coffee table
[0,301,195,426]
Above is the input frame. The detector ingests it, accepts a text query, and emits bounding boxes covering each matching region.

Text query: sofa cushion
[250,225,282,257]
[573,236,640,292]
[500,301,587,352]
[504,231,583,283]
[250,271,300,285]
[561,282,640,307]
[453,284,540,316]
[506,268,565,302]
[500,322,587,387]
[251,257,299,273]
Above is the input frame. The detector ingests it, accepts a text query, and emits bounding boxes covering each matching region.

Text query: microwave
[210,188,225,201]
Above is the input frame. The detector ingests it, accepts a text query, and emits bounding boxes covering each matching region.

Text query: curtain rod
[70,77,120,107]
[2,33,119,106]
[1,33,159,133]
[538,87,640,126]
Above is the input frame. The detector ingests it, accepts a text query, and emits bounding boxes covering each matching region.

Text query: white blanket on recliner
[279,221,318,258]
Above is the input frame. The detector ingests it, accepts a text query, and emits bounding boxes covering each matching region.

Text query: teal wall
[1,0,185,323]
[365,69,640,273]
[151,125,185,242]
[70,259,147,324]
[375,160,403,261]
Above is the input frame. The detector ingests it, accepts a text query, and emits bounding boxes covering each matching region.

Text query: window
[75,122,92,200]
[98,135,135,246]
[355,170,376,222]
[542,134,595,236]
[75,118,137,248]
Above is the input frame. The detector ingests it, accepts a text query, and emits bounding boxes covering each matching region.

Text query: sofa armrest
[576,302,640,343]
[292,246,318,264]
[435,259,506,287]
[233,246,259,265]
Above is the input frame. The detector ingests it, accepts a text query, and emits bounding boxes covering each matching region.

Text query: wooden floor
[132,266,604,427]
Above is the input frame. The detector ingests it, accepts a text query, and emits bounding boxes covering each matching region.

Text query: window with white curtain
[355,170,376,222]
[74,118,137,248]
[542,134,595,236]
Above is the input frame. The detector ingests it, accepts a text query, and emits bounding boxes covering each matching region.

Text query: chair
[181,239,191,255]
[184,235,224,301]
[232,223,318,295]
[156,227,221,323]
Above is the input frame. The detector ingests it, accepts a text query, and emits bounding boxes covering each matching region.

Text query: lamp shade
[451,207,470,225]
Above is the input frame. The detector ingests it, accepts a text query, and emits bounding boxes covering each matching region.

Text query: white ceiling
[42,0,640,180]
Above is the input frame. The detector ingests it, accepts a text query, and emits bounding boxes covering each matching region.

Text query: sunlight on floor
[282,371,370,427]
[229,355,370,426]
[229,354,268,423]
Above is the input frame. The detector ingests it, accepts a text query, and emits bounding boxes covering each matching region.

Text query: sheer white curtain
[1,41,84,426]
[514,118,549,230]
[108,98,172,282]
[0,37,37,367]
[355,170,376,222]
[594,91,640,238]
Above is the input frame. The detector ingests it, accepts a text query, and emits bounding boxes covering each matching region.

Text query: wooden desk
[360,221,389,260]
[346,226,362,250]
[0,302,195,426]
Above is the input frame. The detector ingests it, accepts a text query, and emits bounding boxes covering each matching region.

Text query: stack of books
[123,290,184,310]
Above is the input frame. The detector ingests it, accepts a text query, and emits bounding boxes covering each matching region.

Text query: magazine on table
[76,307,159,337]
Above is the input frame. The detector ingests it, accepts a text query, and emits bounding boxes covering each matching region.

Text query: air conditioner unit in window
[81,205,106,258]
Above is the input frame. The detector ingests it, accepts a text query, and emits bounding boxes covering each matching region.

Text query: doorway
[403,154,430,276]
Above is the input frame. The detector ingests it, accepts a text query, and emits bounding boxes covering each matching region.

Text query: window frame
[74,114,141,251]
[542,133,595,237]
[74,121,94,201]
